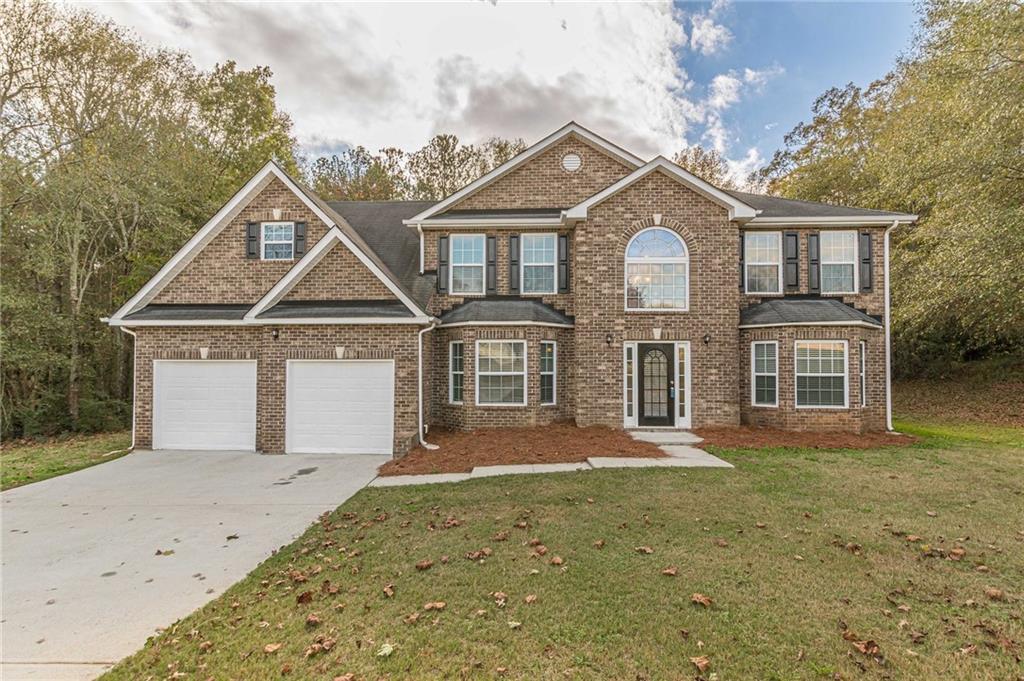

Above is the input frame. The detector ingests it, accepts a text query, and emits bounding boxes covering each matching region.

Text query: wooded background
[2,0,1021,439]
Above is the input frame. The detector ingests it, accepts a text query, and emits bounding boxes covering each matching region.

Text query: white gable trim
[564,157,758,222]
[404,122,644,224]
[245,227,422,320]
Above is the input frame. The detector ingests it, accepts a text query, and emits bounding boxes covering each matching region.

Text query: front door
[638,343,674,427]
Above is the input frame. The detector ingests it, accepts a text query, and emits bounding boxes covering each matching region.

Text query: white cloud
[700,66,784,154]
[687,0,732,55]
[726,146,763,185]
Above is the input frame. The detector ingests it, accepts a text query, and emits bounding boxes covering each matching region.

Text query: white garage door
[153,361,257,451]
[286,360,395,455]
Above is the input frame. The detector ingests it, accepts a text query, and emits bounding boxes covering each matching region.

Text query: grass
[0,430,131,491]
[102,421,1023,680]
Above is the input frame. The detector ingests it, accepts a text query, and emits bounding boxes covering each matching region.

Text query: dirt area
[693,426,917,450]
[895,378,1024,427]
[378,423,664,476]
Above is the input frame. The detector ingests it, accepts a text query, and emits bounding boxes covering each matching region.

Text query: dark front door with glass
[638,343,674,427]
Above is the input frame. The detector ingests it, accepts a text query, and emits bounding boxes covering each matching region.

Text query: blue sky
[90,1,919,183]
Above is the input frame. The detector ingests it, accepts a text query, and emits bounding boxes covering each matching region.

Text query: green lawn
[0,431,131,490]
[103,420,1022,680]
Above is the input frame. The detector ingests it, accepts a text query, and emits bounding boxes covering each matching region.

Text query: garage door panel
[287,361,394,455]
[153,361,257,451]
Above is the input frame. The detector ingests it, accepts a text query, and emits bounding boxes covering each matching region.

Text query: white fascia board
[565,157,757,222]
[109,161,280,321]
[406,122,644,223]
[739,320,883,330]
[109,317,432,327]
[746,215,917,227]
[410,217,565,229]
[437,320,574,329]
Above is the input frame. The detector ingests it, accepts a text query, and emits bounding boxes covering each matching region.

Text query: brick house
[106,122,916,455]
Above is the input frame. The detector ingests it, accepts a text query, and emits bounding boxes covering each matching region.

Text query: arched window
[625,228,689,310]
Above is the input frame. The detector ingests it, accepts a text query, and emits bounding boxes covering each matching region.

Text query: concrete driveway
[1,449,387,680]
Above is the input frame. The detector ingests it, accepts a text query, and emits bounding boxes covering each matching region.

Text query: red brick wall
[449,135,634,211]
[133,325,421,455]
[738,326,886,432]
[154,177,331,305]
[282,241,395,301]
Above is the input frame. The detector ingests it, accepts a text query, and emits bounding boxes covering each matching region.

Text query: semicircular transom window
[625,227,689,310]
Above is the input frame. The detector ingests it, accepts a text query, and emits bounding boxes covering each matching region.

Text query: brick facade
[282,240,395,302]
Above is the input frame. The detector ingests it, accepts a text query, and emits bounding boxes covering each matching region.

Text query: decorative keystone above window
[561,153,582,172]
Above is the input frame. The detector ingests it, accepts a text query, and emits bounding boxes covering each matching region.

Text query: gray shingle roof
[439,299,574,326]
[723,190,909,219]
[433,207,564,220]
[740,298,882,327]
[124,304,250,321]
[257,300,413,319]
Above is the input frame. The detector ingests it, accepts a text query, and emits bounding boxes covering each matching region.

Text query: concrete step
[629,431,704,445]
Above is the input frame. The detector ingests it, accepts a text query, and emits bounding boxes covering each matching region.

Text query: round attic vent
[561,152,582,172]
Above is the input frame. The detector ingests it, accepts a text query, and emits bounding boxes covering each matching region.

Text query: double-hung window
[449,341,464,404]
[751,341,778,407]
[476,340,526,405]
[262,222,294,260]
[820,231,857,294]
[450,235,485,295]
[744,232,782,294]
[521,234,557,294]
[795,340,848,408]
[539,341,556,405]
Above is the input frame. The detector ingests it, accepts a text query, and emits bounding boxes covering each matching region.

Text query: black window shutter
[437,235,449,293]
[859,232,873,291]
[739,232,745,291]
[784,232,800,291]
[485,235,497,295]
[558,234,570,293]
[808,232,820,294]
[294,222,306,257]
[509,234,520,295]
[246,222,259,259]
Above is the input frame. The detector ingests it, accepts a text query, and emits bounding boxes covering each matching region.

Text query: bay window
[795,340,848,408]
[751,341,778,407]
[476,340,526,405]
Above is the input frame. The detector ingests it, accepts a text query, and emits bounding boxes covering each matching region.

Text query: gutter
[416,222,424,274]
[417,320,440,450]
[884,219,899,432]
[118,326,138,451]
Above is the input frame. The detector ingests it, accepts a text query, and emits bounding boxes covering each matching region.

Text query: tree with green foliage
[672,145,737,189]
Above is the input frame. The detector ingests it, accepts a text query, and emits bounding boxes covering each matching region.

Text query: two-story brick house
[106,122,916,456]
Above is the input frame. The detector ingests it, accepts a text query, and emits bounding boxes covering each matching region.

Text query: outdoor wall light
[703,333,712,345]
[605,333,614,346]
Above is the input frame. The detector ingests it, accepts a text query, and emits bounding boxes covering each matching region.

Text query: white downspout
[884,220,898,432]
[417,223,425,274]
[119,326,138,450]
[417,321,440,449]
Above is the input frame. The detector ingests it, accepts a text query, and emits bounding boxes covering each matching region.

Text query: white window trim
[675,341,691,428]
[539,340,557,405]
[520,233,558,296]
[624,228,690,313]
[819,230,859,295]
[794,339,849,409]
[449,234,486,296]
[260,221,295,261]
[449,341,464,405]
[744,231,784,295]
[859,340,867,408]
[474,340,527,407]
[750,340,779,408]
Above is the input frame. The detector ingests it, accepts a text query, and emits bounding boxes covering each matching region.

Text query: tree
[306,146,408,201]
[672,145,737,189]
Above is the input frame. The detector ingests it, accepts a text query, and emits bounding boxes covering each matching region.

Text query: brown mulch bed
[693,426,917,450]
[378,423,664,476]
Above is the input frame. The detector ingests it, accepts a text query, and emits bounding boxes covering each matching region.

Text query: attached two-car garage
[151,360,395,454]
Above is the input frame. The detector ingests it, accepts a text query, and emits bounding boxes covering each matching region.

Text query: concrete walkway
[368,433,731,487]
[1,449,387,680]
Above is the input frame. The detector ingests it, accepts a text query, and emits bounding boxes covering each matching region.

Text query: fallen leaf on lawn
[691,593,712,607]
[533,545,548,556]
[528,538,542,546]
[226,534,239,540]
[957,643,977,656]
[305,613,321,627]
[635,546,654,554]
[948,548,965,561]
[661,566,677,577]
[593,539,605,549]
[383,584,395,598]
[794,555,805,561]
[525,594,537,604]
[679,629,690,639]
[155,549,174,556]
[493,591,508,607]
[376,642,395,657]
[795,648,805,661]
[984,587,1005,601]
[404,612,420,624]
[689,655,710,672]
[507,620,521,629]
[296,591,313,604]
[897,604,911,612]
[845,542,862,555]
[906,535,921,543]
[415,559,434,571]
[926,511,937,517]
[755,522,767,529]
[586,498,594,504]
[333,675,355,681]
[492,531,509,542]
[513,521,528,529]
[281,663,292,675]
[423,601,446,611]
[465,548,493,561]
[975,565,989,573]
[852,639,880,656]
[910,630,927,644]
[198,640,213,652]
[713,538,729,547]
[264,643,282,654]
[549,556,564,566]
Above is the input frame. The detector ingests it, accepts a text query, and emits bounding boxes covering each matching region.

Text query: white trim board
[405,122,643,224]
[565,157,757,223]
[108,316,431,327]
[739,320,881,330]
[746,216,917,227]
[437,321,574,329]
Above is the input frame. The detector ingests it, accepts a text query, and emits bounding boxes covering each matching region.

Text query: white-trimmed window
[751,341,778,407]
[450,234,485,295]
[539,341,556,405]
[744,231,782,294]
[476,340,526,405]
[449,341,464,404]
[521,234,557,295]
[262,222,294,260]
[820,231,858,294]
[625,228,689,311]
[859,340,867,407]
[795,340,848,408]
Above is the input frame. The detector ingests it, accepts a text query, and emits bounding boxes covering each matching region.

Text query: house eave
[745,215,918,227]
